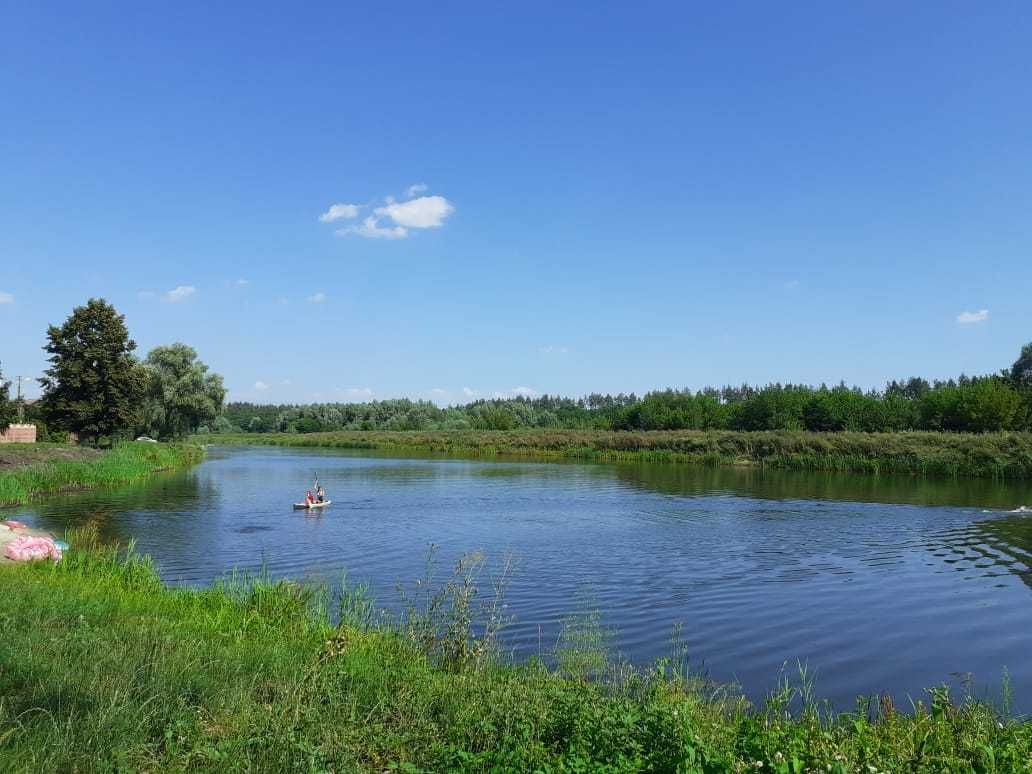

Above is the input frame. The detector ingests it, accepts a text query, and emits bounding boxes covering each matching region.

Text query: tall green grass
[1,533,1030,771]
[0,442,204,505]
[206,429,1032,479]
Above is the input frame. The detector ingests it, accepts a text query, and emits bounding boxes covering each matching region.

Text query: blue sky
[2,2,1029,404]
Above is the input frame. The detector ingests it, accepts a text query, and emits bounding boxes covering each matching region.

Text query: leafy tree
[140,344,227,440]
[1011,342,1032,391]
[39,299,146,445]
[212,416,237,434]
[0,363,16,433]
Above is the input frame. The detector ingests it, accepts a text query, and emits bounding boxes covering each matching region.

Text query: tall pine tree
[39,299,146,445]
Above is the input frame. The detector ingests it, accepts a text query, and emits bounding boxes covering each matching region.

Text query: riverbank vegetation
[207,429,1032,478]
[216,343,1032,437]
[1,533,1029,771]
[0,442,203,506]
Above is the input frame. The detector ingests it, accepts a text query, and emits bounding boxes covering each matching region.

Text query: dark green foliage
[38,298,146,445]
[0,362,16,432]
[140,343,227,440]
[1011,342,1032,391]
[215,342,1032,438]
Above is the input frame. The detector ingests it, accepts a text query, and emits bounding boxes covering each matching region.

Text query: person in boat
[305,490,315,506]
[316,485,326,503]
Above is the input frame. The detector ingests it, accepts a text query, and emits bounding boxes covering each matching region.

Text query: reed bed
[207,429,1032,479]
[0,442,204,505]
[1,533,1029,771]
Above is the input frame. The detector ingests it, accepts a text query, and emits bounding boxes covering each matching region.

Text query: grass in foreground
[1,534,1030,772]
[0,442,204,506]
[206,429,1032,479]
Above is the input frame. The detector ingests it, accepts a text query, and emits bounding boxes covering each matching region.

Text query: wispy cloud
[319,203,361,223]
[254,380,269,391]
[540,345,569,355]
[340,216,408,240]
[307,292,327,304]
[337,386,374,400]
[430,387,448,396]
[0,291,13,304]
[325,188,455,240]
[234,278,250,287]
[957,309,989,324]
[164,285,196,303]
[462,387,478,398]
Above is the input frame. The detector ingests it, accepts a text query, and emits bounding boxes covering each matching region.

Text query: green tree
[1011,342,1032,391]
[140,344,227,439]
[39,299,146,445]
[0,363,16,432]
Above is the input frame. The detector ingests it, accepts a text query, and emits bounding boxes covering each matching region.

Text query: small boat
[293,500,332,510]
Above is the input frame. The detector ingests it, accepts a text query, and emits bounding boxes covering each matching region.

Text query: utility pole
[15,376,30,422]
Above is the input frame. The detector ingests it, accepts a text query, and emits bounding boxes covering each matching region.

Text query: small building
[0,424,37,444]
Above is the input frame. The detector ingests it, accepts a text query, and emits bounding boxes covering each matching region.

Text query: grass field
[0,532,1029,772]
[203,429,1032,479]
[0,442,204,506]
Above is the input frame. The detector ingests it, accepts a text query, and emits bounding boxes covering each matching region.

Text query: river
[9,444,1032,713]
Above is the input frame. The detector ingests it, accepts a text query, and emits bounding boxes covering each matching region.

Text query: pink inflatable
[4,536,63,562]
[2,520,26,529]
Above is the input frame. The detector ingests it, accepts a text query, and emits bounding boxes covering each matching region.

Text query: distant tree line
[212,343,1032,436]
[12,298,226,445]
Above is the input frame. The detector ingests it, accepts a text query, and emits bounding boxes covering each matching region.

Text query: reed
[1,535,1029,771]
[0,442,204,505]
[205,429,1032,479]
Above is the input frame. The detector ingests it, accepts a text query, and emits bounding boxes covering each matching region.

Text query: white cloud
[0,291,13,304]
[337,386,374,400]
[164,285,196,303]
[430,388,448,396]
[957,309,989,324]
[307,292,327,304]
[540,345,569,355]
[462,387,478,398]
[376,195,454,229]
[327,190,455,240]
[319,203,361,223]
[254,380,269,391]
[234,278,250,287]
[280,379,292,386]
[339,216,408,240]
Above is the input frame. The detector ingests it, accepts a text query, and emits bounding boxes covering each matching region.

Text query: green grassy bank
[205,429,1032,479]
[0,442,204,506]
[1,536,1029,772]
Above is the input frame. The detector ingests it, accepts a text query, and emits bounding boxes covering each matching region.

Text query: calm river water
[10,445,1032,712]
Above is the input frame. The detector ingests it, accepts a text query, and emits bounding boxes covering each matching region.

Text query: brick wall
[0,424,37,444]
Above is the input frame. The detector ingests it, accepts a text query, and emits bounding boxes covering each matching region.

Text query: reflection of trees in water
[28,471,211,546]
[610,463,1032,510]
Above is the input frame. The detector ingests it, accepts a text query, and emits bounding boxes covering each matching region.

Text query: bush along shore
[0,442,204,506]
[205,429,1032,479]
[1,533,1029,772]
